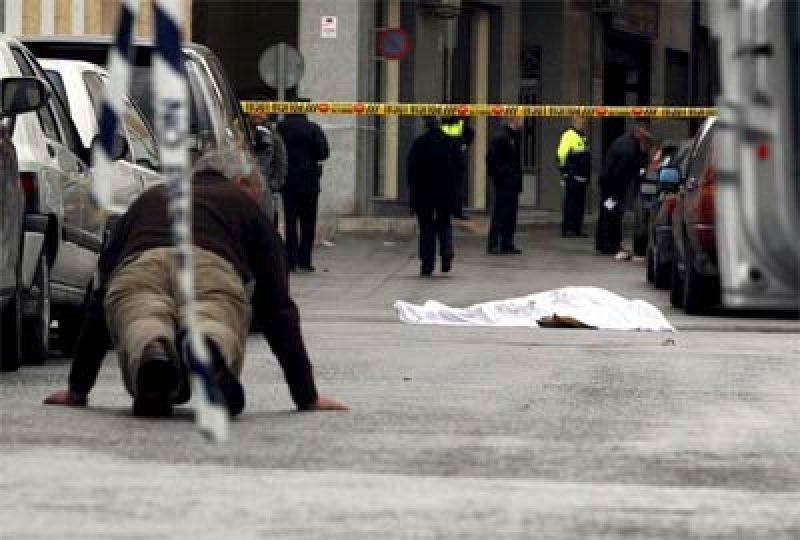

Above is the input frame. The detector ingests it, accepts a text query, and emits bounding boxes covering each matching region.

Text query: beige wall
[19,0,193,38]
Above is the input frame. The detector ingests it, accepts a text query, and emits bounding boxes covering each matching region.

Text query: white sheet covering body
[394,287,675,332]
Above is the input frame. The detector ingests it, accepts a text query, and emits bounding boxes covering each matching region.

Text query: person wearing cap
[407,117,462,276]
[596,120,652,257]
[43,150,348,417]
[556,116,591,237]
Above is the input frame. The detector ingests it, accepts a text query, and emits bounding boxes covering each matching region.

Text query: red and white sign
[321,16,337,39]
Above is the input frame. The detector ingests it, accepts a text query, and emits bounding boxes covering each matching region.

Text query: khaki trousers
[104,247,251,397]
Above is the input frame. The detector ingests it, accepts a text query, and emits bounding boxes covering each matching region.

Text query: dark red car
[670,117,719,314]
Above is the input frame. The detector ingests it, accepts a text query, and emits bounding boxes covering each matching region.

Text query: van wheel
[22,253,50,364]
[0,235,23,371]
[633,231,648,257]
[653,245,672,290]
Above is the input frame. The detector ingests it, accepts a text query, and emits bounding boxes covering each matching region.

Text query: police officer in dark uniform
[486,116,525,254]
[277,109,329,272]
[407,117,462,276]
[556,116,591,237]
[440,116,474,220]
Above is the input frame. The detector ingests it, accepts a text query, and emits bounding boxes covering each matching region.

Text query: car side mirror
[90,132,130,163]
[0,76,48,116]
[657,166,682,190]
[253,125,271,153]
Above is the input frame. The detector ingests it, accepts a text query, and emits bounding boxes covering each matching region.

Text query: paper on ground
[394,286,675,332]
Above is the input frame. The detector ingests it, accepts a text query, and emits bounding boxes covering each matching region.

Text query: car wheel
[669,250,684,309]
[653,244,672,290]
[633,231,648,257]
[682,240,719,315]
[0,235,23,372]
[22,252,50,364]
[646,245,655,284]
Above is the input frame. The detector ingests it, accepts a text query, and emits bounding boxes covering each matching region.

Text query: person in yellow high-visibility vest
[440,116,474,220]
[556,116,591,237]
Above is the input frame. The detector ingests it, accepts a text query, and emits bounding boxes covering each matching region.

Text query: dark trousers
[415,206,453,272]
[595,190,624,254]
[488,187,520,250]
[282,191,319,268]
[562,176,587,235]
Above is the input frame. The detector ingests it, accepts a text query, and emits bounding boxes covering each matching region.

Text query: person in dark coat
[277,111,330,272]
[486,116,525,255]
[407,117,462,276]
[595,120,652,256]
[440,116,475,220]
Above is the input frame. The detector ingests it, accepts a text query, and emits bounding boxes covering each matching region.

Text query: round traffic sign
[377,27,411,61]
[259,42,305,90]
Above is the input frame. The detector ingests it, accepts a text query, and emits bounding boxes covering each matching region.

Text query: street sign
[259,42,305,91]
[321,16,337,38]
[377,27,411,61]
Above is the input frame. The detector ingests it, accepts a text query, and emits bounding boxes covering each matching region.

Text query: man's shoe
[441,257,453,273]
[297,264,315,272]
[205,337,245,417]
[133,339,182,417]
[502,246,522,255]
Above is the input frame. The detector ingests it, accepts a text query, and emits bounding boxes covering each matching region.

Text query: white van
[710,0,800,310]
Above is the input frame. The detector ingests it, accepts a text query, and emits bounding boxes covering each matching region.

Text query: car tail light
[19,172,39,213]
[665,194,678,216]
[756,143,769,161]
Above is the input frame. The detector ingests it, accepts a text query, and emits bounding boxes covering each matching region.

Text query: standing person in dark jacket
[440,116,475,220]
[407,117,461,277]
[595,120,651,256]
[42,151,348,417]
[486,116,524,255]
[278,110,330,272]
[556,116,591,237]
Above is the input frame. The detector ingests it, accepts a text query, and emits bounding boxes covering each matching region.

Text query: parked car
[670,117,719,314]
[0,36,130,363]
[23,36,265,172]
[40,58,162,214]
[37,58,163,353]
[0,76,51,371]
[645,139,693,289]
[632,139,681,257]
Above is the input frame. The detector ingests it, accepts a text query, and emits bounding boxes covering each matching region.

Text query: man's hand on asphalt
[43,389,88,407]
[309,395,350,411]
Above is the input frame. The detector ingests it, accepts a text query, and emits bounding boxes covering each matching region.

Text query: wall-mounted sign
[377,27,412,61]
[321,16,337,39]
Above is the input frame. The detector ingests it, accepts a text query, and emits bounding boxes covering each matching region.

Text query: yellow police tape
[241,101,716,118]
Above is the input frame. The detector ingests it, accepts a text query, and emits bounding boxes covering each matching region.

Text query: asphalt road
[1,227,798,538]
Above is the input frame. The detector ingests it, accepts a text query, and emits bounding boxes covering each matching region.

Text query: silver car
[0,76,51,371]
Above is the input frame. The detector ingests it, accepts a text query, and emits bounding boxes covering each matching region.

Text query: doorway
[602,33,651,156]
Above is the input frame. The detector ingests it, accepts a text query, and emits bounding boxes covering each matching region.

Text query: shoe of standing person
[441,256,453,273]
[502,246,522,255]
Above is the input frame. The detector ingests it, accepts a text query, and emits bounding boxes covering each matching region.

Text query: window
[45,69,71,117]
[664,49,689,106]
[122,97,160,169]
[11,48,60,142]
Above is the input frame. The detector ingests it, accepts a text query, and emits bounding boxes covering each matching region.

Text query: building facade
[6,0,713,222]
